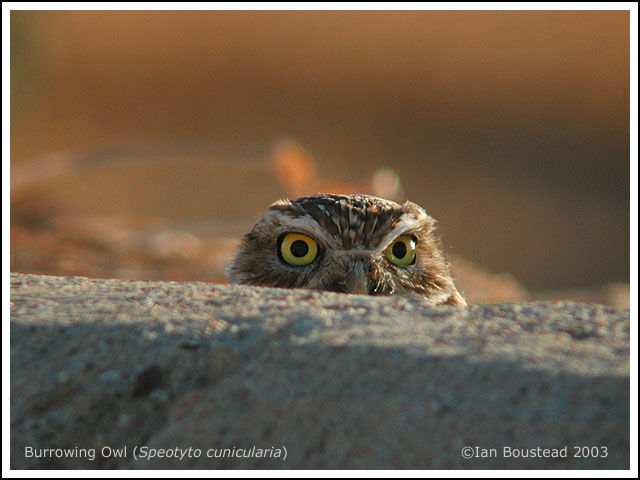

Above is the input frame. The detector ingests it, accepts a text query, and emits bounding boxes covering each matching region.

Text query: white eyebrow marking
[332,213,423,256]
[267,209,426,255]
[266,211,337,246]
[374,212,425,248]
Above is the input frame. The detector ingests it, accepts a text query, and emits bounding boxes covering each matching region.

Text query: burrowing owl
[225,193,466,306]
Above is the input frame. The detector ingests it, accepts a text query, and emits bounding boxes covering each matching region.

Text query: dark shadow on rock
[139,342,629,469]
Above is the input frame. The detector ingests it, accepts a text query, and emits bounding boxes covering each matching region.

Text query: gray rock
[10,273,630,469]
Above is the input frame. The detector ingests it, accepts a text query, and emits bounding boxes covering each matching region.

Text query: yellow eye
[384,235,416,266]
[278,233,318,266]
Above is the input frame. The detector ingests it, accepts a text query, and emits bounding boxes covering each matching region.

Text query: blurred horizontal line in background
[10,10,630,293]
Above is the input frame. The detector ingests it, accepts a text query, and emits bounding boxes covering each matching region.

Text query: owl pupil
[290,240,309,257]
[392,241,407,259]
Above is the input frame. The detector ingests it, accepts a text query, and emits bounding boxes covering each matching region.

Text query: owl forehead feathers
[265,193,432,250]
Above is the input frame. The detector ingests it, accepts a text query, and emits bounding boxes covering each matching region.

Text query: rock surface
[10,273,630,469]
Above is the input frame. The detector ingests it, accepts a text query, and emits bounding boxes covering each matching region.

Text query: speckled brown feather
[226,194,467,306]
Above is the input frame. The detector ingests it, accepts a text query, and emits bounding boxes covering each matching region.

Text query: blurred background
[10,10,630,306]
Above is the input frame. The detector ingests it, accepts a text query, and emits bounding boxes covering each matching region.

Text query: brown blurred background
[10,10,630,305]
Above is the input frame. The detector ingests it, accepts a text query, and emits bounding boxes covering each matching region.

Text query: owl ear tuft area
[402,201,436,230]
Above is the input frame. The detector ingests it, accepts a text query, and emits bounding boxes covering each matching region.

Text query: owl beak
[343,258,371,295]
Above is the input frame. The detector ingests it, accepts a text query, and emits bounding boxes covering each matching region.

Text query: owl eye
[384,235,416,266]
[278,233,318,266]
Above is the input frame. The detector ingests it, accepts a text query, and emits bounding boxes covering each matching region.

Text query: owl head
[225,193,466,306]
